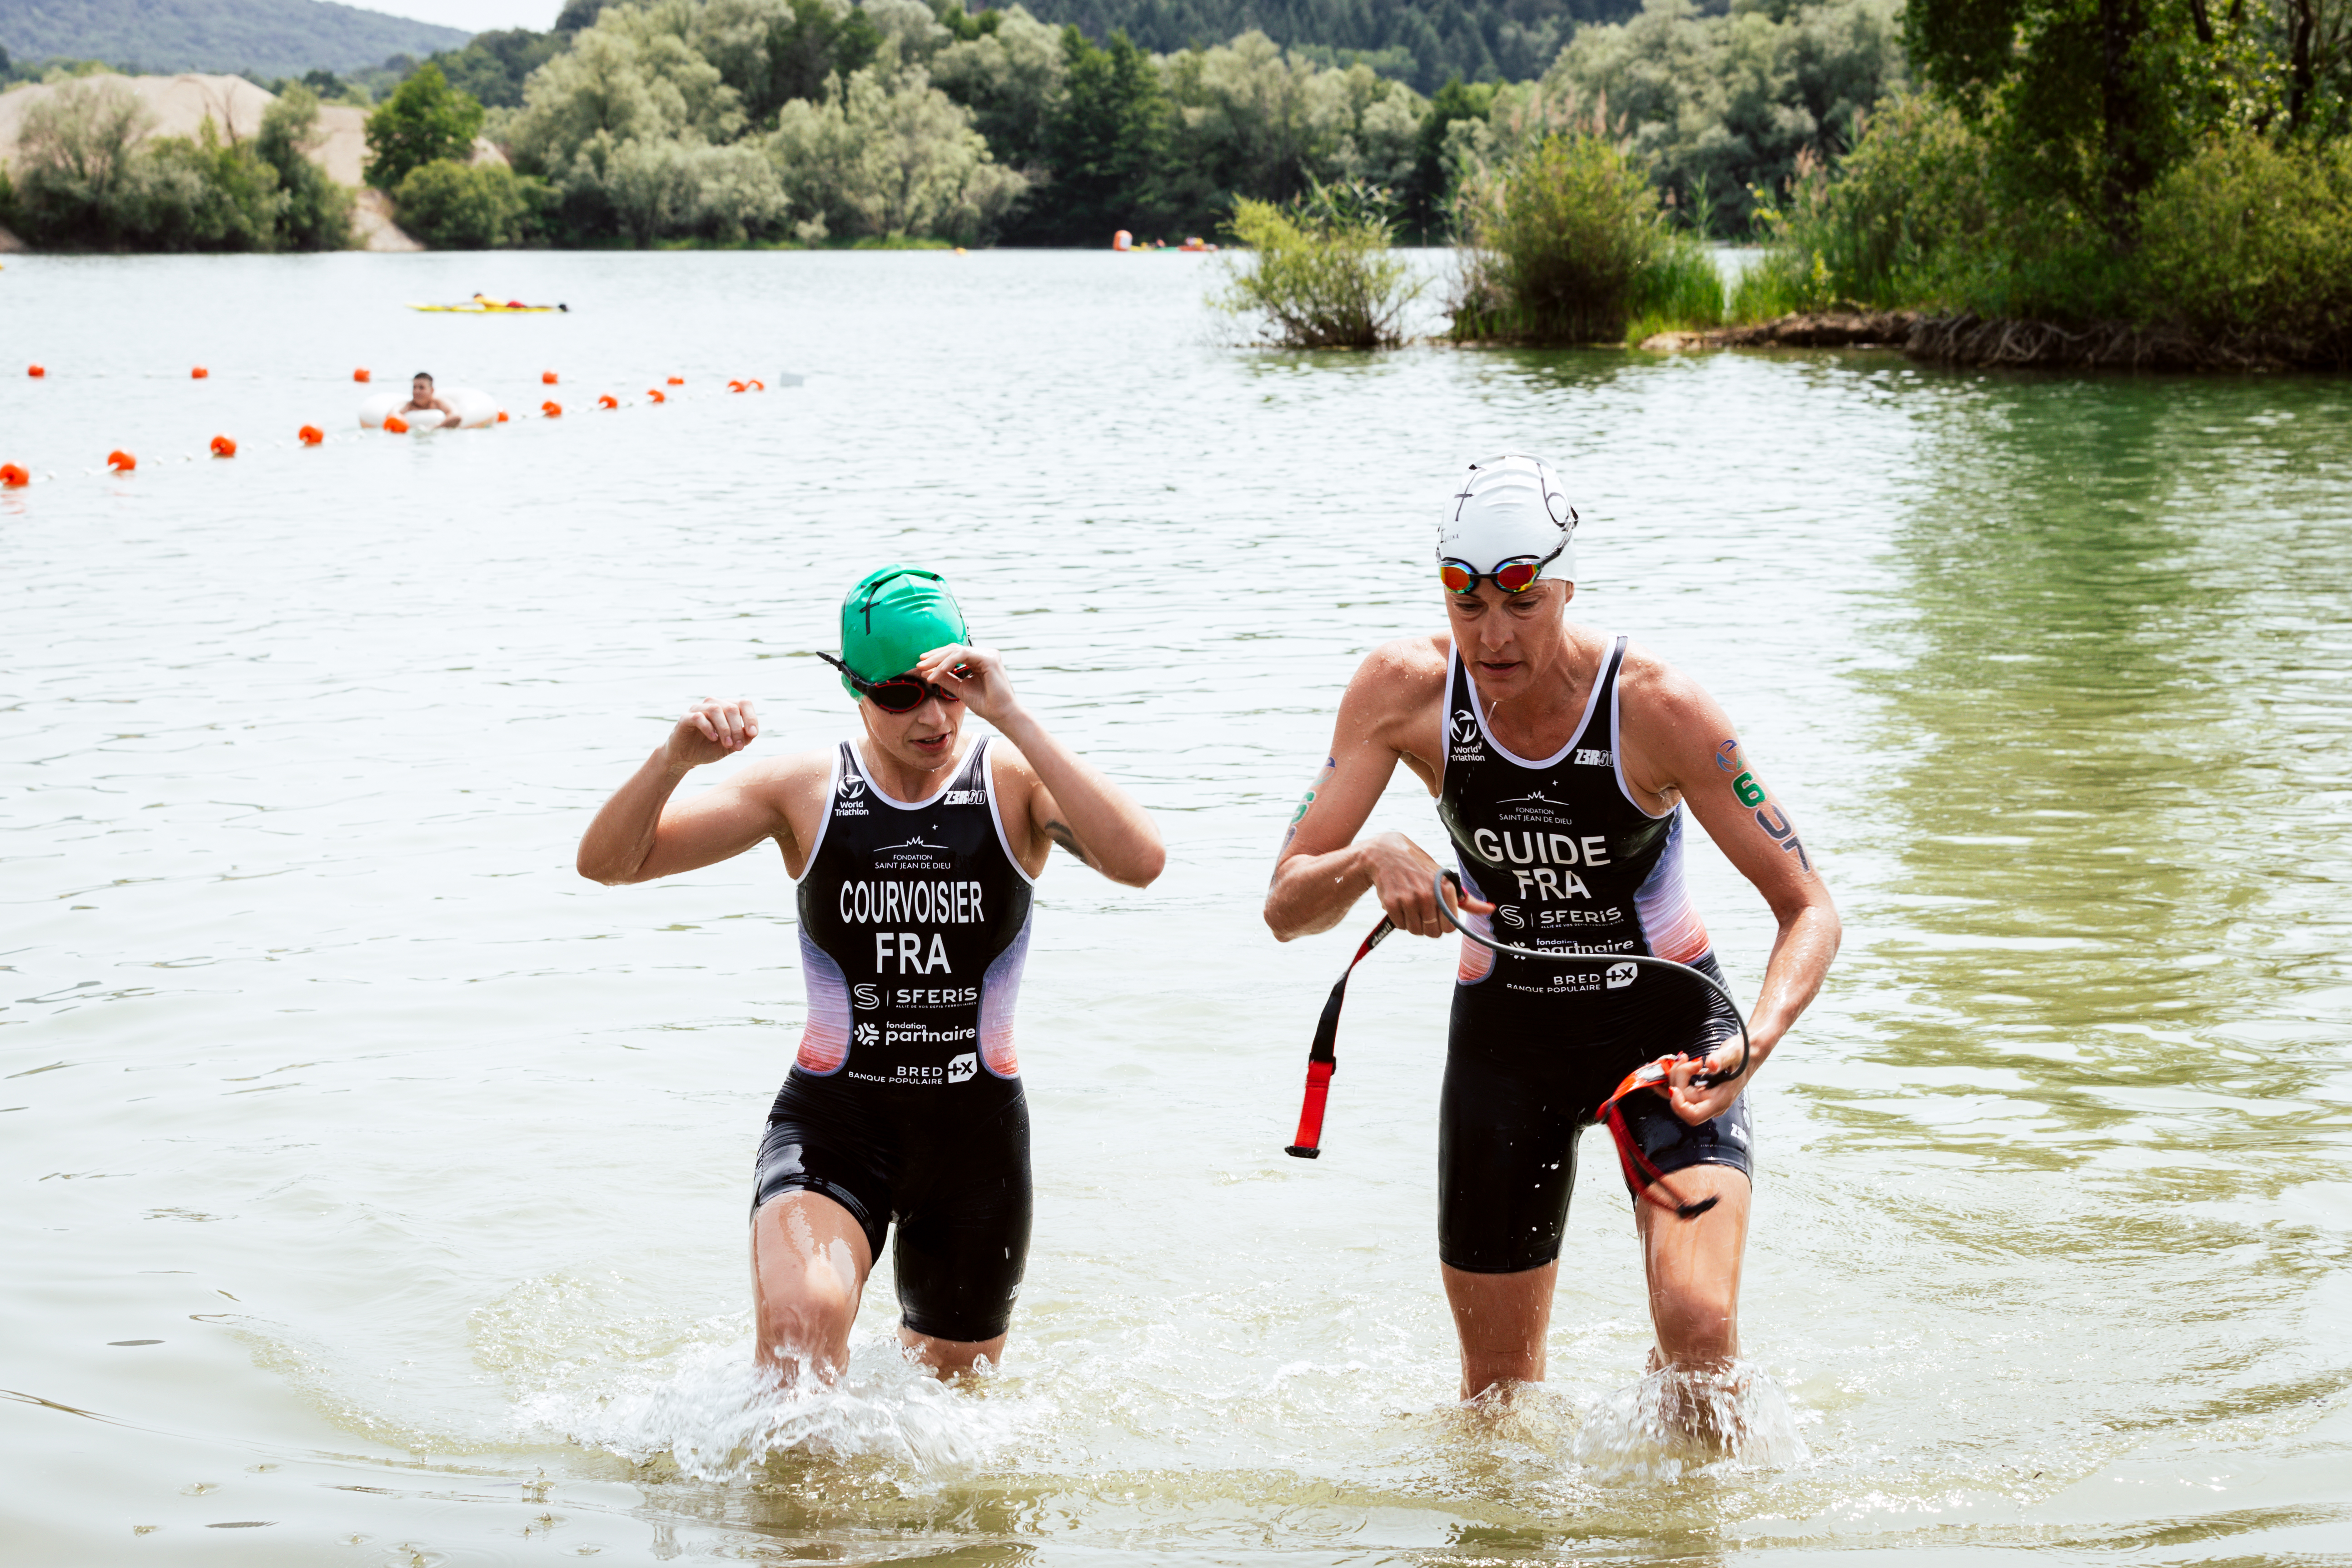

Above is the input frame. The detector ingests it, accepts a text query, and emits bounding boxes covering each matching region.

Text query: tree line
[2,0,1912,251]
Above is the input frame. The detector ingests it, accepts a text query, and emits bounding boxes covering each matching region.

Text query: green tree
[1901,0,2238,230]
[1404,76,1492,235]
[364,62,487,189]
[1032,25,1169,241]
[257,85,354,249]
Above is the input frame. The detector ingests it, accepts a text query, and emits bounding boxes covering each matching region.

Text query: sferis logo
[1497,905,1524,929]
[851,983,880,1010]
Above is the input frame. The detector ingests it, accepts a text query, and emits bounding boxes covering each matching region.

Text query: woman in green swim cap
[577,565,1164,1386]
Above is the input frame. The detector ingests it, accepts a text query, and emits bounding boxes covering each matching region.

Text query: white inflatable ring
[358,388,499,431]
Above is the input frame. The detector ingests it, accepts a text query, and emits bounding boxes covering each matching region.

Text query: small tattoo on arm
[1278,755,1339,855]
[1044,819,1094,865]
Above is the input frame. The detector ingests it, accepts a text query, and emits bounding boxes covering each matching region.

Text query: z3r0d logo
[1605,961,1637,989]
[946,1051,978,1084]
[851,983,880,1010]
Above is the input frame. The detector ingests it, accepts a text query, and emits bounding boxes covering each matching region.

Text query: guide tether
[1281,869,1752,1220]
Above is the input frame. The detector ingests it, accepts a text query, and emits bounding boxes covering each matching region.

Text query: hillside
[1010,0,1639,88]
[0,0,469,76]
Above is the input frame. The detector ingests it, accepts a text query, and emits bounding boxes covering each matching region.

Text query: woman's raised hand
[666,697,760,770]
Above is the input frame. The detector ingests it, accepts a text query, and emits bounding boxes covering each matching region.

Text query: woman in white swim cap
[1267,452,1841,1421]
[1436,453,1578,596]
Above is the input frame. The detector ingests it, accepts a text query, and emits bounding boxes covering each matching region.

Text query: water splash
[1569,1360,1812,1483]
[517,1337,1042,1484]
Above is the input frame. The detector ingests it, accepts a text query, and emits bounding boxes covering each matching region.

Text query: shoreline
[1641,310,2347,372]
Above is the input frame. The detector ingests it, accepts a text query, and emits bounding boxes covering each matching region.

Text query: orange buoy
[747,378,765,391]
[496,410,509,423]
[542,400,562,418]
[597,394,618,409]
[0,463,29,488]
[27,365,45,378]
[646,388,666,403]
[191,367,209,379]
[209,435,237,458]
[542,371,558,385]
[666,376,684,385]
[353,368,372,383]
[384,415,409,434]
[298,425,324,446]
[107,449,136,473]
[727,379,746,393]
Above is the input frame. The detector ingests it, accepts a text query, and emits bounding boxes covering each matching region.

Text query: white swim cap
[1436,454,1578,591]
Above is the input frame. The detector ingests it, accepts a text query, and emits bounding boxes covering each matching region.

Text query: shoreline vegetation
[4,0,2348,370]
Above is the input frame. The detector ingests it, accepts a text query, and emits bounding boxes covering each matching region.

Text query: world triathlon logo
[837,772,866,800]
[1450,710,1480,746]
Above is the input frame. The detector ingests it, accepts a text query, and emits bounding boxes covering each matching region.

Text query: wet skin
[1263,577,1839,1408]
[576,645,1164,1384]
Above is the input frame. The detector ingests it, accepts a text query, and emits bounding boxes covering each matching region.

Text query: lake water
[4,249,2350,1566]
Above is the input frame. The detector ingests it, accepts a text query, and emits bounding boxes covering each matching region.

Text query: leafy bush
[2134,131,2352,351]
[128,125,288,250]
[394,158,549,246]
[365,62,487,189]
[5,76,290,250]
[1452,129,1711,342]
[1214,179,1422,347]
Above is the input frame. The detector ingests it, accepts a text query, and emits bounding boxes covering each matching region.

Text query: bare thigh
[1634,1163,1750,1370]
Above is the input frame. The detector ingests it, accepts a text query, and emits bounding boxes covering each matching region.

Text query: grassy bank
[1723,95,2352,368]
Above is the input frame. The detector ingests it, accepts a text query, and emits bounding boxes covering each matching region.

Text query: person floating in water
[577,566,1164,1384]
[1264,456,1840,1418]
[398,371,462,430]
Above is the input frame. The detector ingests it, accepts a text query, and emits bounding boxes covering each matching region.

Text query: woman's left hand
[913,643,1018,725]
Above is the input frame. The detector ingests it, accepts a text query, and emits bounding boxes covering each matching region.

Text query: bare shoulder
[1615,638,1728,728]
[717,745,840,817]
[1346,632,1451,709]
[983,735,1038,794]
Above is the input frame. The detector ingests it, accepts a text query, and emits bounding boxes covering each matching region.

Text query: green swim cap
[837,565,969,701]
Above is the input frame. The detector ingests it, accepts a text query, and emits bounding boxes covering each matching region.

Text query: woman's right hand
[666,697,760,771]
[1362,831,1492,937]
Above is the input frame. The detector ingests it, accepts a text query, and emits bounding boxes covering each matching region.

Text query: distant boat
[409,294,569,314]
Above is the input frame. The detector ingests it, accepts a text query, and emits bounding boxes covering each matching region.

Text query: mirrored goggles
[1439,544,1564,596]
[817,651,962,714]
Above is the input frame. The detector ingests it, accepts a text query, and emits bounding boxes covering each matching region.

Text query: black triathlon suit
[752,738,1036,1342]
[1437,634,1753,1273]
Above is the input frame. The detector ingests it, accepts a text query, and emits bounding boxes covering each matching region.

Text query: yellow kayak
[409,294,570,314]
